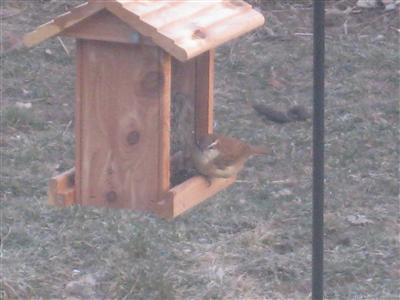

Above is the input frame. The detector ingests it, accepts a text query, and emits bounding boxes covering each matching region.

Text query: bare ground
[1,0,399,299]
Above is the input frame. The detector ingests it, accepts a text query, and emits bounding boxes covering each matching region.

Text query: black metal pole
[312,1,325,299]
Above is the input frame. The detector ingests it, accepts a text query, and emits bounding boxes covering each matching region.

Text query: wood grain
[63,10,155,46]
[161,2,252,42]
[159,52,172,198]
[195,50,215,140]
[157,175,236,219]
[173,8,264,60]
[139,2,213,29]
[77,40,166,210]
[104,0,264,61]
[23,3,104,47]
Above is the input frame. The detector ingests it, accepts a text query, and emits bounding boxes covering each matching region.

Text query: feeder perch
[24,0,264,218]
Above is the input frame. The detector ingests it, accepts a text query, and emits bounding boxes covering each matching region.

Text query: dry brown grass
[1,0,399,299]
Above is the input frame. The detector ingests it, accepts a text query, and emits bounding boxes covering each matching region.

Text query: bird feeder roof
[23,0,264,61]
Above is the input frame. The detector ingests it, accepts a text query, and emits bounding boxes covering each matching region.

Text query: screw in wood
[131,32,140,44]
[105,191,118,203]
[126,131,140,145]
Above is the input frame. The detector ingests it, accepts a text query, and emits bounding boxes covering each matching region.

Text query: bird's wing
[212,135,256,170]
[213,149,247,170]
[213,154,237,170]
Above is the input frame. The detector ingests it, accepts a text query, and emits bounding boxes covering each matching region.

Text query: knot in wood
[105,191,118,203]
[126,130,140,145]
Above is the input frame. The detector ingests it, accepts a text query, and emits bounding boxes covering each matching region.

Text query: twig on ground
[57,37,70,56]
[62,120,73,136]
[294,32,313,36]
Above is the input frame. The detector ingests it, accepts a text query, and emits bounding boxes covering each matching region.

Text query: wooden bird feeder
[24,0,264,218]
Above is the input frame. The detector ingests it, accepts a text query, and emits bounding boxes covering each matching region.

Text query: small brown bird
[192,133,267,183]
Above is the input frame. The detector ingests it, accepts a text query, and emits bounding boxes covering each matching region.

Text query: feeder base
[48,169,235,218]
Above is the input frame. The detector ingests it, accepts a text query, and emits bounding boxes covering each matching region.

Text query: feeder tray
[24,0,264,218]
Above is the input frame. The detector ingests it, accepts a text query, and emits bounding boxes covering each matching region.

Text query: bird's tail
[249,145,268,155]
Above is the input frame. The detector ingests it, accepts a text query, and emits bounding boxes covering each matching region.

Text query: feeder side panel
[76,40,166,210]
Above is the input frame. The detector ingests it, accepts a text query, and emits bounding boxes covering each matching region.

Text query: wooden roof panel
[63,10,156,46]
[108,0,264,61]
[141,2,214,29]
[24,0,264,61]
[121,1,169,15]
[174,8,264,59]
[23,2,104,48]
[158,2,252,41]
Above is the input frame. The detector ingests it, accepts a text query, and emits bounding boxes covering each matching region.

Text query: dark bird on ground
[253,103,310,124]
